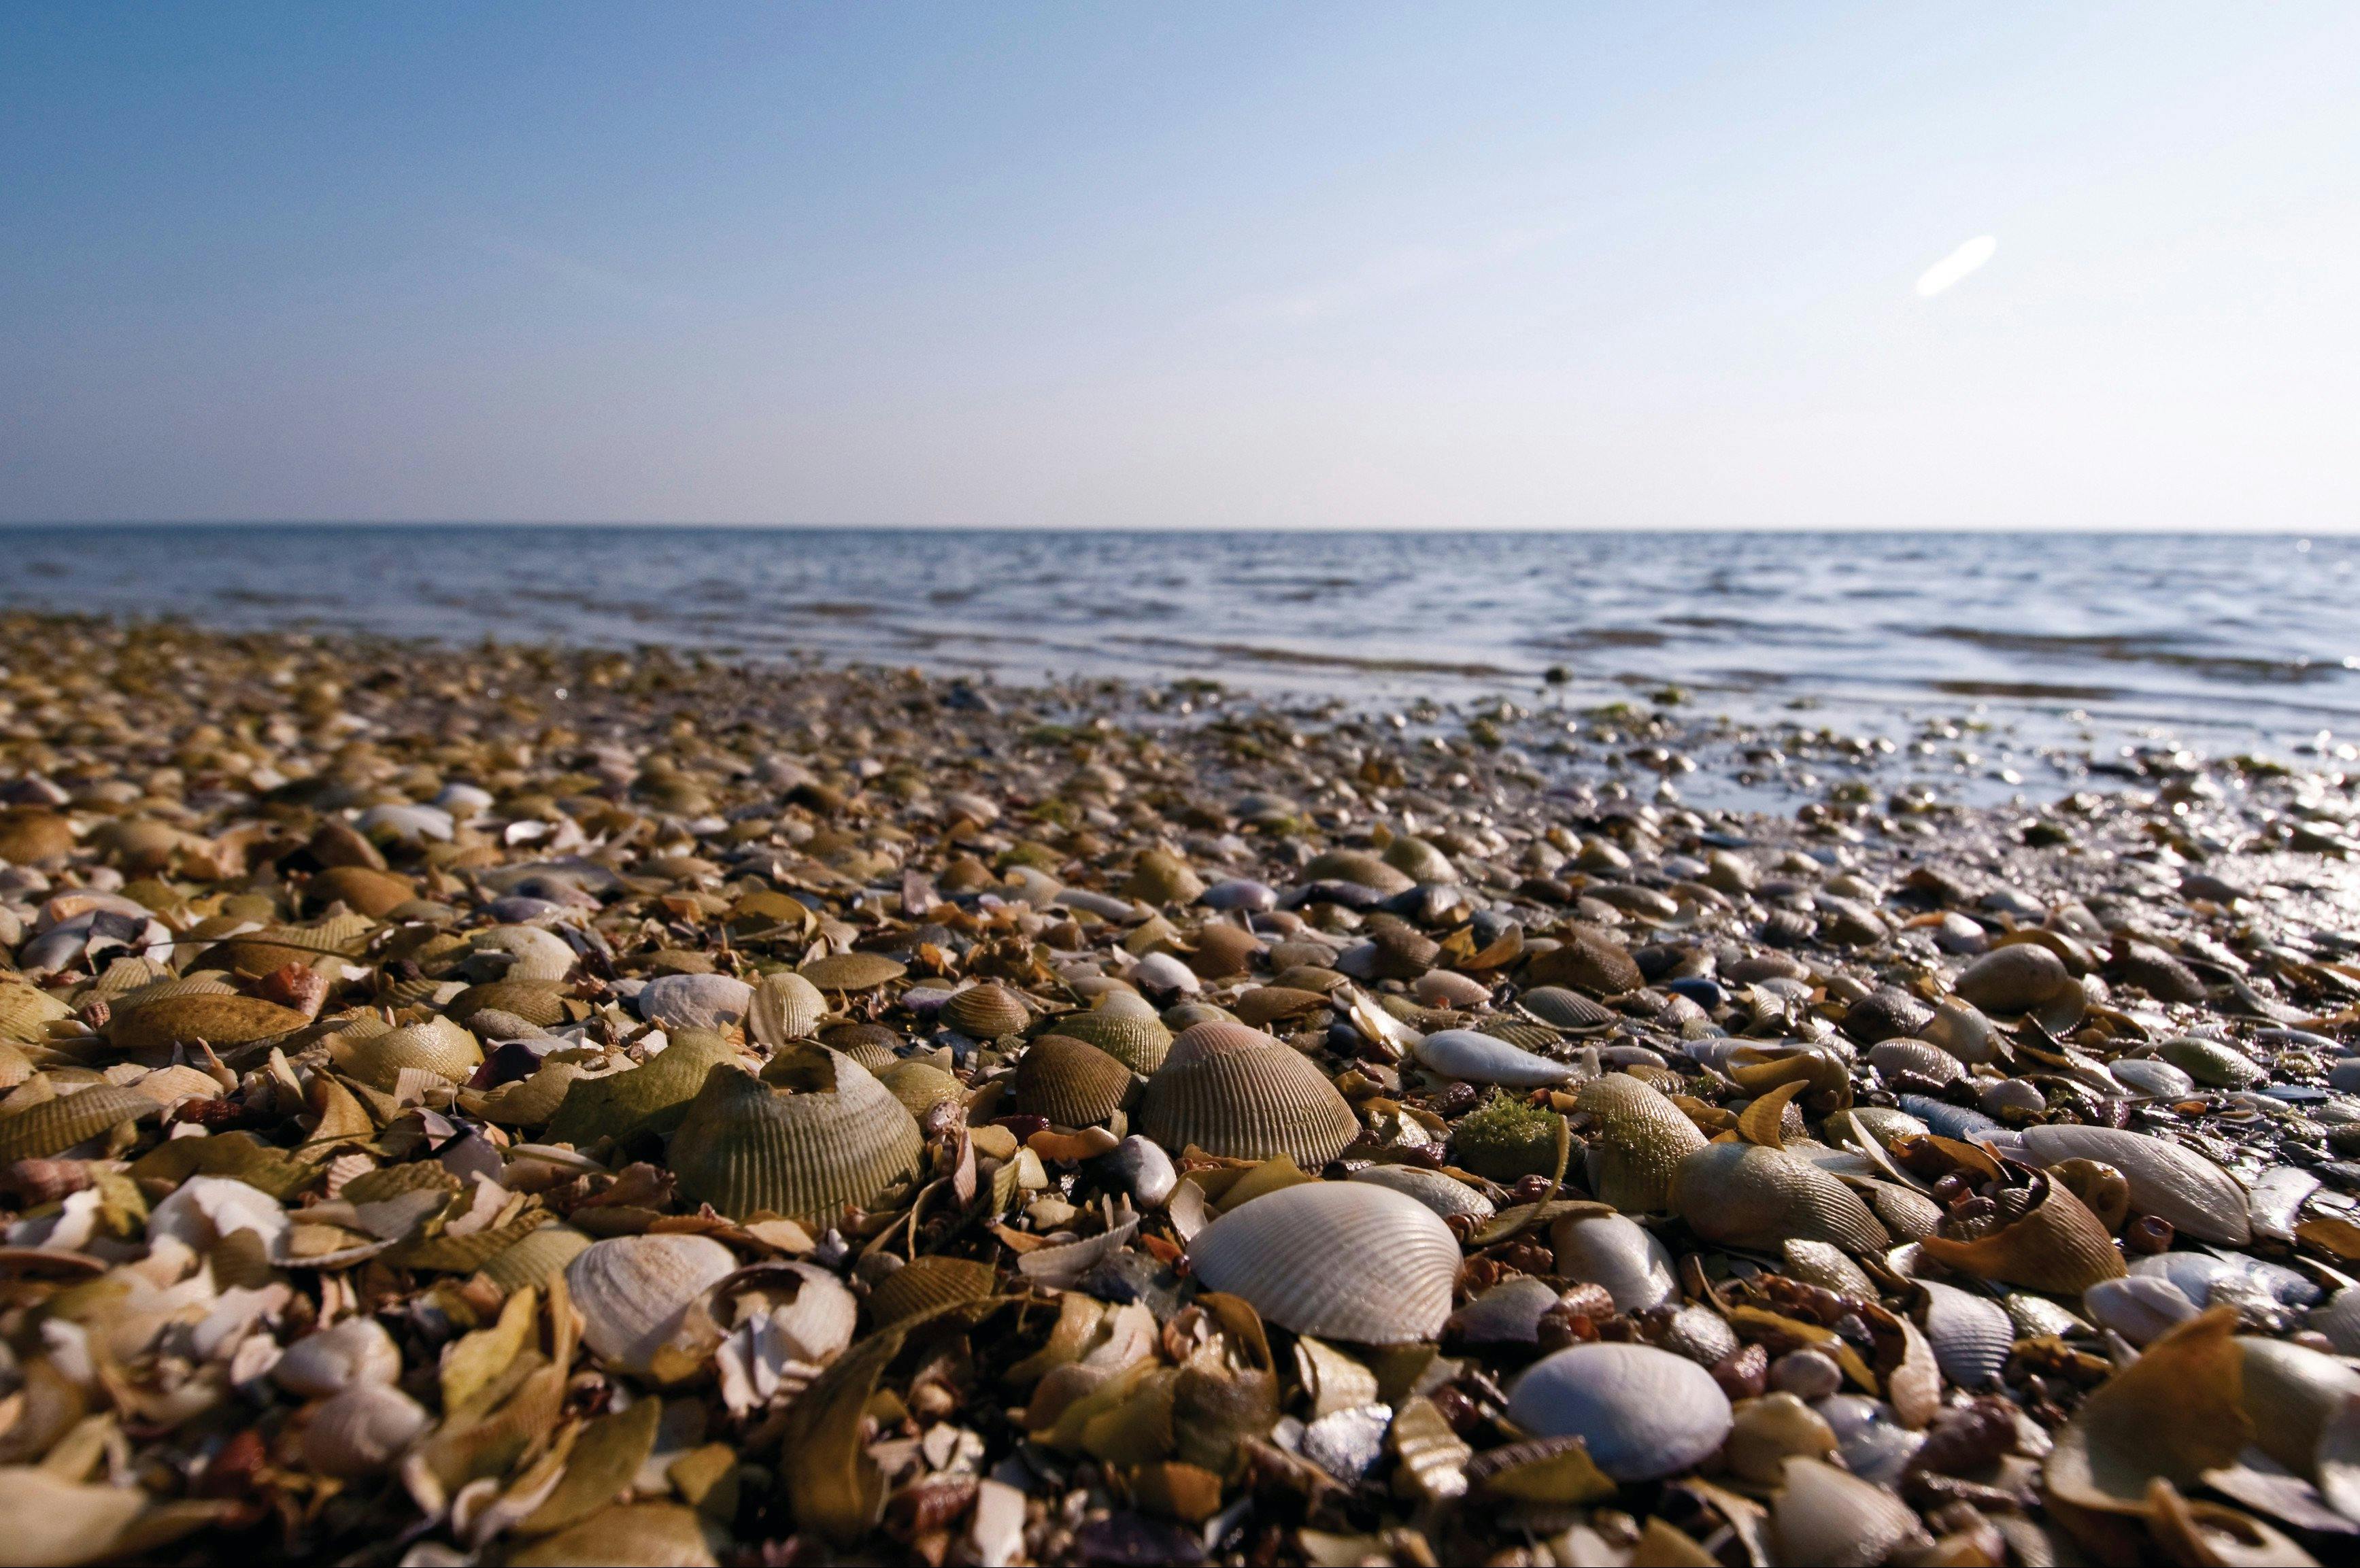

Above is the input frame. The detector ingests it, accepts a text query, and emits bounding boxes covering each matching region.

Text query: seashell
[1660,1303,1740,1368]
[356,802,454,845]
[1844,987,1934,1045]
[477,1224,594,1297]
[2016,1123,2250,1244]
[1126,848,1204,906]
[1185,1181,1457,1344]
[1384,834,1457,884]
[1042,1008,1173,1076]
[637,972,754,1032]
[1727,1392,1838,1484]
[2083,1276,2199,1346]
[465,1059,584,1125]
[1819,1394,1924,1486]
[1894,1093,2003,1142]
[1414,971,1492,1009]
[1347,1163,1494,1221]
[1917,1167,2125,1295]
[564,1233,739,1375]
[510,1503,719,1568]
[1781,1240,1877,1300]
[1917,998,1997,1064]
[1201,878,1277,912]
[877,1060,963,1120]
[837,1040,898,1074]
[670,1051,926,1223]
[331,1017,482,1091]
[2310,1287,2360,1355]
[1771,1456,1933,1568]
[1228,986,1331,1030]
[1519,986,1615,1029]
[1505,1343,1734,1482]
[0,981,75,1044]
[747,970,827,1046]
[865,1256,998,1325]
[303,1382,432,1478]
[1549,1209,1678,1312]
[1301,849,1415,896]
[1184,923,1263,980]
[1012,1034,1134,1127]
[1671,1142,1891,1253]
[1137,1022,1359,1167]
[1577,1073,1706,1214]
[1823,1106,1928,1152]
[275,1316,403,1398]
[1953,945,2085,1032]
[940,983,1030,1040]
[1978,1078,2045,1117]
[448,978,570,1029]
[308,864,417,917]
[1102,1135,1177,1206]
[1868,1039,1963,1087]
[108,992,310,1051]
[1449,1276,1562,1344]
[2107,1056,2196,1097]
[2157,1034,2262,1089]
[797,951,907,991]
[1414,1029,1574,1087]
[545,1029,741,1145]
[1523,930,1642,995]
[470,924,576,983]
[0,1084,158,1163]
[1474,1018,1562,1053]
[2240,1337,2360,1480]
[1128,951,1200,998]
[1915,1280,2012,1387]
[2046,1159,2130,1231]
[0,808,74,864]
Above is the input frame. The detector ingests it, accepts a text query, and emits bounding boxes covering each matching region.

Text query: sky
[2,3,2356,530]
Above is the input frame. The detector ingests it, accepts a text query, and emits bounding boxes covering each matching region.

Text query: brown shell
[0,810,75,864]
[669,1050,926,1223]
[109,993,311,1051]
[0,982,76,1043]
[1229,987,1331,1030]
[940,983,1030,1040]
[1916,1172,2128,1294]
[448,979,569,1029]
[798,952,907,991]
[1185,923,1263,980]
[1300,850,1415,896]
[1671,1142,1892,1253]
[865,1256,998,1325]
[878,1061,964,1119]
[1523,931,1642,995]
[308,865,418,917]
[545,1031,742,1146]
[1578,1073,1707,1214]
[1137,1022,1359,1166]
[1518,987,1616,1029]
[476,1225,594,1297]
[330,1019,483,1091]
[0,1084,158,1163]
[1039,1012,1173,1075]
[1013,1034,1134,1127]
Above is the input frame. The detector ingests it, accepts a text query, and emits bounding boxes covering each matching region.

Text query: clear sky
[3,3,2355,530]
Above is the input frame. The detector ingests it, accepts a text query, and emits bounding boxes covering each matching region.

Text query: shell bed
[0,616,2356,1565]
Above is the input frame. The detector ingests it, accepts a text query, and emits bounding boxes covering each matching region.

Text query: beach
[1,613,2357,1565]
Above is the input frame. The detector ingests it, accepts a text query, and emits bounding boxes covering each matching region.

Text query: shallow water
[13,524,2355,762]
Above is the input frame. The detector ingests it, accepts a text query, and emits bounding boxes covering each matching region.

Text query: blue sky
[3,3,2355,528]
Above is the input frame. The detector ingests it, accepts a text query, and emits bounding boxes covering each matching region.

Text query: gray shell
[1505,1343,1734,1482]
[1186,1181,1459,1344]
[2016,1123,2250,1245]
[1414,1028,1575,1087]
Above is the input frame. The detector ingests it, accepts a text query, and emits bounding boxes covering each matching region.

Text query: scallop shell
[303,1382,431,1478]
[1137,1022,1359,1167]
[477,1224,594,1297]
[669,1051,926,1223]
[1523,931,1642,995]
[0,1084,158,1163]
[564,1233,739,1375]
[865,1256,998,1325]
[1549,1209,1679,1312]
[1013,1034,1134,1127]
[1185,1181,1457,1344]
[448,979,570,1029]
[1185,923,1264,980]
[1915,1280,2013,1388]
[839,1040,898,1074]
[274,1316,403,1398]
[1229,987,1332,1030]
[1504,1343,1734,1482]
[330,1017,482,1091]
[471,925,576,983]
[798,952,907,991]
[308,865,416,918]
[1915,1168,2126,1295]
[1040,1010,1173,1074]
[1518,987,1616,1029]
[1415,1029,1575,1087]
[0,981,75,1042]
[1578,1074,1707,1214]
[108,993,310,1051]
[2015,1123,2250,1244]
[941,983,1030,1040]
[1345,1163,1495,1221]
[1671,1142,1891,1252]
[637,972,754,1032]
[545,1028,741,1145]
[747,970,826,1046]
[1868,1040,1964,1087]
[877,1060,963,1120]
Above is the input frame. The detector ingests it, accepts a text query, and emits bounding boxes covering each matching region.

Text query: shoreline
[0,616,2357,1563]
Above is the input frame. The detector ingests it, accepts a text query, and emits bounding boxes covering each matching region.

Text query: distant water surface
[10,525,2354,766]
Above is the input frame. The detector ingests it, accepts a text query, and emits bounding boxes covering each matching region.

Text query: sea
[7,525,2354,794]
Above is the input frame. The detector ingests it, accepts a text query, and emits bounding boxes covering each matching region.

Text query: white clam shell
[2083,1276,2199,1345]
[2106,1057,2195,1097]
[1413,1029,1574,1087]
[1772,1456,1932,1568]
[273,1316,402,1399]
[303,1382,431,1477]
[1412,971,1492,1008]
[1917,1000,1995,1064]
[637,972,755,1031]
[1187,1181,1459,1344]
[1504,1342,1733,1482]
[470,924,576,983]
[1868,1040,1964,1087]
[1128,952,1200,996]
[766,1262,860,1365]
[2310,1287,2360,1355]
[2015,1123,2250,1244]
[354,803,454,845]
[1346,1163,1494,1221]
[1549,1210,1678,1313]
[1915,1280,2013,1388]
[565,1233,739,1374]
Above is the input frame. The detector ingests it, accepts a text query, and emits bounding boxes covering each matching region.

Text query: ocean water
[7,524,2353,765]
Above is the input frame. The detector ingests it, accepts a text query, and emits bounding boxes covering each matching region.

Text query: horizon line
[0,519,2346,537]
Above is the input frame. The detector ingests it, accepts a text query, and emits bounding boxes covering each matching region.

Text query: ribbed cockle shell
[1137,1023,1359,1167]
[1670,1142,1891,1253]
[668,1050,925,1223]
[1186,1180,1458,1344]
